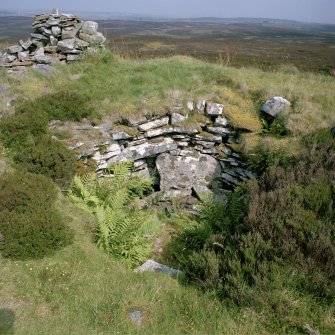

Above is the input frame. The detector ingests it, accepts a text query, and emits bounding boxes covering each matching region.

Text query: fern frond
[68,162,157,268]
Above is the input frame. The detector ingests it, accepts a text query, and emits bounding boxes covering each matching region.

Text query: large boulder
[156,150,221,197]
[81,21,99,35]
[261,96,291,117]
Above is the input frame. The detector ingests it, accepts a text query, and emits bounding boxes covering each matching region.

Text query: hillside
[0,47,334,335]
[1,16,334,73]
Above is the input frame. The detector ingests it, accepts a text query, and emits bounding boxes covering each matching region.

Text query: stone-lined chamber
[71,99,256,201]
[0,9,105,68]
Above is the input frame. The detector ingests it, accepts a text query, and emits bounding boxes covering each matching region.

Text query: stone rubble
[71,99,256,200]
[0,9,106,68]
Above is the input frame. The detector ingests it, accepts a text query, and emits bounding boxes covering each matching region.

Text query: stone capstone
[109,137,178,163]
[156,150,221,197]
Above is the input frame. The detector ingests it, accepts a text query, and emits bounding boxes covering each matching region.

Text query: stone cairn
[0,9,106,68]
[69,100,256,201]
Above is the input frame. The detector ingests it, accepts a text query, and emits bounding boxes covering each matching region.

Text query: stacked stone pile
[0,9,105,68]
[69,99,256,200]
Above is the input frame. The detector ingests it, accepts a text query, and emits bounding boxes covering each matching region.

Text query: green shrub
[0,110,49,149]
[14,137,77,187]
[16,91,95,121]
[0,208,73,260]
[0,172,57,213]
[166,126,335,326]
[68,163,156,267]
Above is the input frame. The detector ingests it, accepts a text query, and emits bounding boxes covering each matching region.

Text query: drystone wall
[72,100,256,201]
[0,9,105,68]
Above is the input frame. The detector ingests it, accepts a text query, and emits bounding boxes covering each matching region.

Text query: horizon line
[0,8,334,25]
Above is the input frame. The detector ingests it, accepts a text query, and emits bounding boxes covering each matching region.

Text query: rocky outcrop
[0,9,105,68]
[70,99,256,200]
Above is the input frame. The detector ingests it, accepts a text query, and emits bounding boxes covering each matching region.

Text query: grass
[5,52,333,136]
[4,50,333,155]
[0,196,267,335]
[1,51,335,334]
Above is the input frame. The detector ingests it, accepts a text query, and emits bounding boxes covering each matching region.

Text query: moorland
[0,14,334,335]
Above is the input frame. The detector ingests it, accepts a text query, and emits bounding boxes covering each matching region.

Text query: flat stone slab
[138,117,170,131]
[156,149,221,196]
[135,259,183,278]
[33,64,58,73]
[108,137,178,163]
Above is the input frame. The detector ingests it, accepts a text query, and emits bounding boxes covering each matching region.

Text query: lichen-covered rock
[261,96,291,117]
[32,55,52,64]
[57,39,75,53]
[156,150,221,198]
[171,113,187,125]
[206,102,224,116]
[138,117,170,131]
[135,259,183,277]
[214,116,228,127]
[78,32,106,44]
[111,131,132,141]
[207,126,230,135]
[6,45,23,54]
[196,99,206,112]
[109,137,178,163]
[81,21,98,35]
[145,127,174,138]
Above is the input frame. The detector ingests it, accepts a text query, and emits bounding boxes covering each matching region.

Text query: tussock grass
[8,51,334,140]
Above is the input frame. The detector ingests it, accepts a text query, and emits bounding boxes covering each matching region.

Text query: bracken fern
[68,162,157,267]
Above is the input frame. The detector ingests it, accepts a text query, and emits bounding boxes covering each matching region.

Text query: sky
[1,0,334,24]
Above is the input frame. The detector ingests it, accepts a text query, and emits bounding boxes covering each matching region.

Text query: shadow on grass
[0,309,14,334]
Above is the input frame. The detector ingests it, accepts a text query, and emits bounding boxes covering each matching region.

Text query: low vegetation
[68,163,156,267]
[0,172,73,260]
[14,137,77,187]
[164,128,335,333]
[0,50,334,334]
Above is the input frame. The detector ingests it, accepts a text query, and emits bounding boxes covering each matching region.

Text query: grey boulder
[81,21,99,35]
[156,150,221,197]
[57,39,75,53]
[6,45,23,54]
[135,259,183,278]
[32,55,52,64]
[78,32,106,44]
[261,96,291,117]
